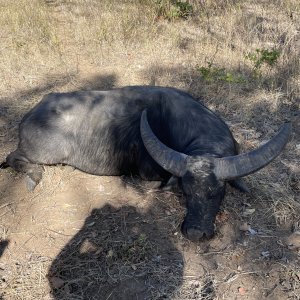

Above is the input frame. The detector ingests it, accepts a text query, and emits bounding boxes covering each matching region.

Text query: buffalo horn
[214,122,291,180]
[140,110,188,177]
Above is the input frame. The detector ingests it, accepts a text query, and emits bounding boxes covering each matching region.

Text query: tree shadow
[0,72,117,162]
[1,72,117,108]
[0,72,78,157]
[48,204,183,300]
[77,73,117,91]
[142,62,299,131]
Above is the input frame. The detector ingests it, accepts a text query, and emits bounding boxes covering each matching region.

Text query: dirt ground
[1,1,300,299]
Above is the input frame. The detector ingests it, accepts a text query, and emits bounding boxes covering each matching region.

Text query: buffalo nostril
[202,230,214,239]
[186,228,204,242]
[183,226,215,241]
[181,219,215,241]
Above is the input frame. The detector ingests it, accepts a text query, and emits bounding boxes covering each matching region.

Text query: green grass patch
[198,62,246,84]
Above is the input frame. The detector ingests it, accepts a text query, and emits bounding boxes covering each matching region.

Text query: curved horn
[140,110,188,177]
[214,122,291,180]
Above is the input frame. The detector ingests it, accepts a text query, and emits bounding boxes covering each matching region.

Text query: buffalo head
[140,110,291,241]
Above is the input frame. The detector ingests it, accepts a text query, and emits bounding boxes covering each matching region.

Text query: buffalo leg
[5,150,43,191]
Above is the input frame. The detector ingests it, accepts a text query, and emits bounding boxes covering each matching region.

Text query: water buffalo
[1,86,291,241]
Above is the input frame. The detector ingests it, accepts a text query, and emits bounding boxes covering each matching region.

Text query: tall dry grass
[1,0,299,100]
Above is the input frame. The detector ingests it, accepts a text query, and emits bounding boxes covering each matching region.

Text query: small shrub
[198,62,245,84]
[246,48,280,76]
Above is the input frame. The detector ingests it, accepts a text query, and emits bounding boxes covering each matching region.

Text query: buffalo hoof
[25,175,38,192]
[181,222,214,242]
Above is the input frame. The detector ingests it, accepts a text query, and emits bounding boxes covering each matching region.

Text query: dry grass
[0,0,300,299]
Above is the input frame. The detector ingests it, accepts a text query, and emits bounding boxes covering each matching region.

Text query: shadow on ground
[0,72,118,195]
[48,204,183,300]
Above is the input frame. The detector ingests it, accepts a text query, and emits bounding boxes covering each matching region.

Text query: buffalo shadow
[0,71,117,150]
[48,204,184,300]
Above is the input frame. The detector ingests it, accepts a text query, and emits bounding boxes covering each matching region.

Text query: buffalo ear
[228,178,250,193]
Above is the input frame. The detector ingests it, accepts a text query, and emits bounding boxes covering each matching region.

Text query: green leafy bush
[246,48,280,72]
